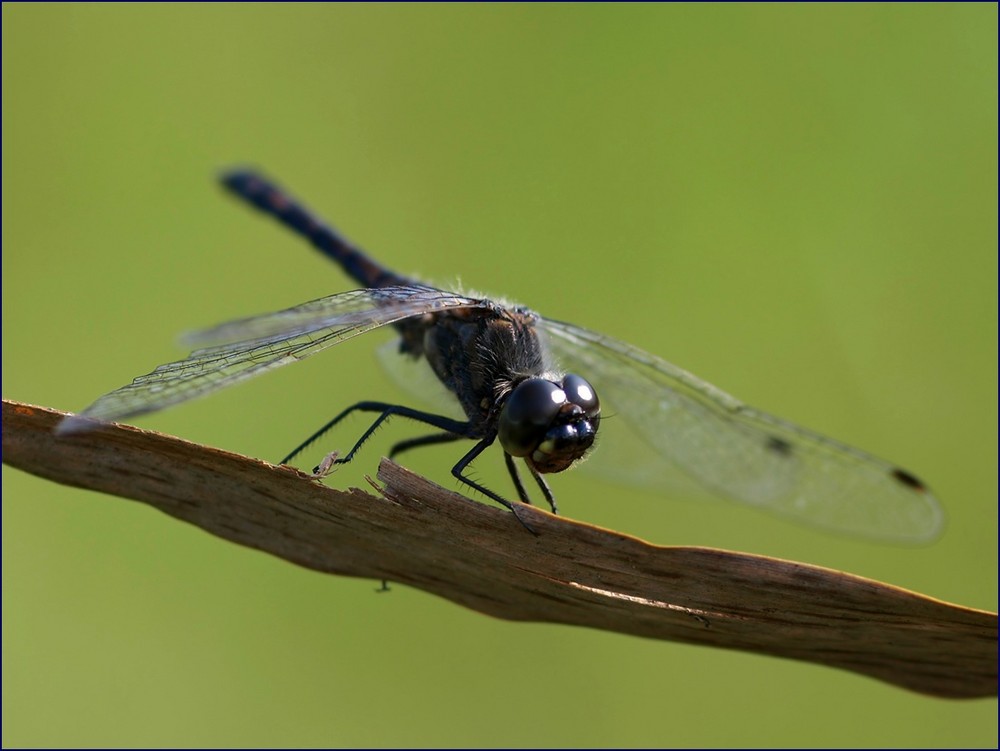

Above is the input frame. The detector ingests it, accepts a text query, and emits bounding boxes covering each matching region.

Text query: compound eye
[562,374,600,418]
[498,378,567,457]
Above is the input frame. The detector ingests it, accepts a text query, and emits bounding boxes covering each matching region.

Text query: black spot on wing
[891,467,927,492]
[766,435,793,457]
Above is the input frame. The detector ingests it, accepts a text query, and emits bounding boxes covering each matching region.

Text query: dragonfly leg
[502,452,558,514]
[285,403,536,533]
[527,464,559,515]
[453,438,537,534]
[280,401,470,467]
[503,453,533,505]
[389,432,464,459]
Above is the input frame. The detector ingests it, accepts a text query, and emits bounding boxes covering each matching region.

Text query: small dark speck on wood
[2,398,996,699]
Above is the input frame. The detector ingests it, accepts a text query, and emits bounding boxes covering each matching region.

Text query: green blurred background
[3,4,996,747]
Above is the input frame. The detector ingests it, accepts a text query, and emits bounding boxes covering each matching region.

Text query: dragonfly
[58,170,943,542]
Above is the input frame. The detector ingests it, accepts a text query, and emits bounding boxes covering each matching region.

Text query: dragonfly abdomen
[222,170,412,290]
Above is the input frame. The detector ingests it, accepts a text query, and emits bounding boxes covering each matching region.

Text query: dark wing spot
[766,435,793,457]
[891,468,926,492]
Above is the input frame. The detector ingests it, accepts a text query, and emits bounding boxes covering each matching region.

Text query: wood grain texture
[3,398,995,698]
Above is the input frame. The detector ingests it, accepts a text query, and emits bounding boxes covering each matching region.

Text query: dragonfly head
[498,374,601,474]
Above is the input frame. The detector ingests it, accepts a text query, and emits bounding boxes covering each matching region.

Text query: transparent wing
[539,317,943,543]
[58,286,488,433]
[374,338,466,421]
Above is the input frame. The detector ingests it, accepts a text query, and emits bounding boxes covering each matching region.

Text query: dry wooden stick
[3,398,995,699]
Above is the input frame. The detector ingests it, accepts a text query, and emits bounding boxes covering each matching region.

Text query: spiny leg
[389,432,464,460]
[453,439,537,534]
[527,464,559,515]
[280,401,470,467]
[503,453,533,505]
[503,453,557,514]
[285,403,535,533]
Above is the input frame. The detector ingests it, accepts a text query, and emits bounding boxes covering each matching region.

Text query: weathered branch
[3,398,995,698]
